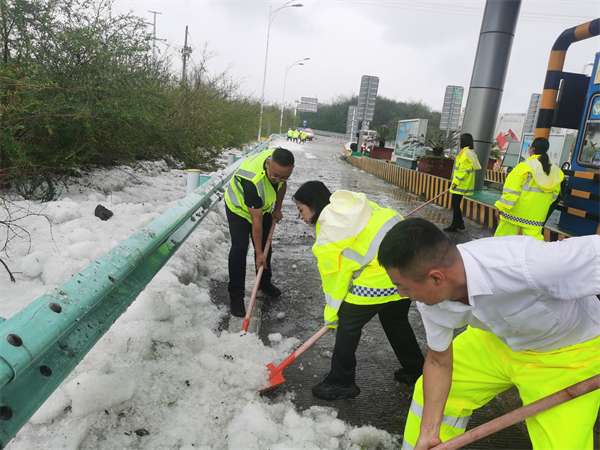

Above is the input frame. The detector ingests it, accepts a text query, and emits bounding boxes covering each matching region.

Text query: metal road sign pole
[355,75,380,152]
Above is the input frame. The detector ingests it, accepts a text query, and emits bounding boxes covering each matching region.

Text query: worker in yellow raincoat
[494,137,563,240]
[292,181,424,401]
[445,133,481,232]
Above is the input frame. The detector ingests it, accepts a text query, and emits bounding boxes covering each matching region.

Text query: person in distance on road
[292,181,425,401]
[378,217,600,450]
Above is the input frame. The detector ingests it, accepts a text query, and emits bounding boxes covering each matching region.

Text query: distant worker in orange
[494,137,564,241]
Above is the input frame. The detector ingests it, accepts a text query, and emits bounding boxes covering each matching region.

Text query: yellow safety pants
[494,219,544,241]
[402,327,600,450]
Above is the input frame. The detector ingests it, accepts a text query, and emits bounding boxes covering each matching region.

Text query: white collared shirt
[417,235,600,352]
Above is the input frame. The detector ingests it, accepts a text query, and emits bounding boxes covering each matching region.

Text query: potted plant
[412,131,459,179]
[488,144,502,170]
[370,125,396,160]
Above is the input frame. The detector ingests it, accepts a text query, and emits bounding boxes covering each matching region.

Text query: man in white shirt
[378,218,600,450]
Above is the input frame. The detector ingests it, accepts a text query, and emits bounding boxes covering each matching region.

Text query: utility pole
[147,10,166,68]
[181,26,193,86]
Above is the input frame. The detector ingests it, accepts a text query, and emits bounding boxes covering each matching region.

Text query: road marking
[305,153,317,159]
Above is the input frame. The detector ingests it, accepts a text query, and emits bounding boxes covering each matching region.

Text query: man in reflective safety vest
[494,137,563,241]
[379,218,600,450]
[292,129,300,142]
[287,129,293,141]
[224,148,295,317]
[293,184,425,400]
[300,131,307,144]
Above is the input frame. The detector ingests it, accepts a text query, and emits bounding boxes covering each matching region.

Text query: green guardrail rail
[0,139,272,448]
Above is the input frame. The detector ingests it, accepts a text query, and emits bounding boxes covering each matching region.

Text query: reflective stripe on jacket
[224,149,282,223]
[313,201,404,328]
[493,155,563,229]
[450,147,481,196]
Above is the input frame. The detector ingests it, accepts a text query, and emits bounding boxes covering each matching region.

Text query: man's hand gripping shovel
[241,220,277,333]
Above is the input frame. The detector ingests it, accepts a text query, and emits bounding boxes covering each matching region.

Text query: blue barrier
[0,139,272,447]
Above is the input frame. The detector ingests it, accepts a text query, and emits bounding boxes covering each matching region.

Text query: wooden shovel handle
[431,374,600,450]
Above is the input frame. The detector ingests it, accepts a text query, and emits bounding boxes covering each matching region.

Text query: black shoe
[394,368,422,384]
[312,377,360,400]
[259,282,281,297]
[230,299,246,317]
[443,225,458,232]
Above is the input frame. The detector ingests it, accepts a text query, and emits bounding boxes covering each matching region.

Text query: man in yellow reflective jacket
[293,182,425,400]
[224,148,295,317]
[300,131,307,144]
[494,137,563,241]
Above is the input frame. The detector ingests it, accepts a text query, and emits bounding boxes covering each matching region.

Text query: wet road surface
[213,136,533,449]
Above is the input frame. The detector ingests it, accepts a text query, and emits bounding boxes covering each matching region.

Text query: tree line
[0,0,291,188]
[1,0,440,193]
[297,95,441,137]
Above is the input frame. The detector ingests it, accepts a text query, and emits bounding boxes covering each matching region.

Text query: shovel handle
[431,374,600,450]
[271,327,330,375]
[404,188,451,218]
[242,221,277,332]
[295,326,330,358]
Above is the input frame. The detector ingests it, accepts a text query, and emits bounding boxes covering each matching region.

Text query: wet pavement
[212,136,533,448]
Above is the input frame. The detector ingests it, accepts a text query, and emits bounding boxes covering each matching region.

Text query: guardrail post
[186,169,201,195]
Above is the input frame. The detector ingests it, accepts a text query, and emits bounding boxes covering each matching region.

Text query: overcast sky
[112,0,600,115]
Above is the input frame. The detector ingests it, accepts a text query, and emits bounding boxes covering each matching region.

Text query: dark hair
[378,218,459,280]
[460,133,474,150]
[272,147,295,167]
[292,181,332,225]
[531,137,551,175]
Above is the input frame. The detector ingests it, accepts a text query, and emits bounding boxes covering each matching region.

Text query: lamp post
[279,58,309,134]
[257,1,303,142]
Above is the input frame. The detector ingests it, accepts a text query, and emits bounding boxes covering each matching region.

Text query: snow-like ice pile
[1,158,398,449]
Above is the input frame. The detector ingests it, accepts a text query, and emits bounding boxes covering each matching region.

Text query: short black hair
[292,181,332,225]
[272,147,295,167]
[378,218,458,280]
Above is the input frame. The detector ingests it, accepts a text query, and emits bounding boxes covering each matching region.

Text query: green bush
[0,0,263,195]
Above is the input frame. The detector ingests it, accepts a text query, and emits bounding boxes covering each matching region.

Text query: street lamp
[279,58,309,134]
[257,1,303,142]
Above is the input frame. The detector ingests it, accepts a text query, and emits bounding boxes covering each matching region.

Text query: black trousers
[226,205,273,301]
[450,193,464,227]
[327,299,425,386]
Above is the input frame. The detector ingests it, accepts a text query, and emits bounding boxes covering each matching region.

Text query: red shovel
[241,220,277,332]
[260,326,331,393]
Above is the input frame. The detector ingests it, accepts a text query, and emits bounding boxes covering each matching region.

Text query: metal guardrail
[310,129,350,141]
[0,139,272,448]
